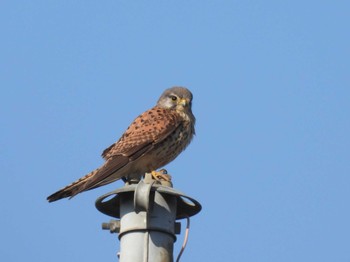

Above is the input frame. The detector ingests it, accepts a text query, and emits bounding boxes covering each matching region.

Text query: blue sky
[1,1,349,261]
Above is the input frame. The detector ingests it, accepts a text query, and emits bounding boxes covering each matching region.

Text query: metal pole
[119,183,176,262]
[96,174,201,262]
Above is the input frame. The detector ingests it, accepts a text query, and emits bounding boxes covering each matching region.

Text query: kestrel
[47,87,195,202]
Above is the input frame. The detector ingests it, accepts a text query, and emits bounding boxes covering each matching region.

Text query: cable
[176,216,190,262]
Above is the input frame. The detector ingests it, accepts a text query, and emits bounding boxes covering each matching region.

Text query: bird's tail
[47,169,99,202]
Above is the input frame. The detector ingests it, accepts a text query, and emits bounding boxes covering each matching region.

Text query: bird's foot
[151,169,172,182]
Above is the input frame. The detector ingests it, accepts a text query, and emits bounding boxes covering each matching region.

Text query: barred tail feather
[47,169,99,202]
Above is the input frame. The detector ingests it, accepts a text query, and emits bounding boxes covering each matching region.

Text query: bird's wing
[47,107,182,202]
[82,107,182,190]
[101,107,181,159]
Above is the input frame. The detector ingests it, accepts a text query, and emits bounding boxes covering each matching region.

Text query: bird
[47,86,195,202]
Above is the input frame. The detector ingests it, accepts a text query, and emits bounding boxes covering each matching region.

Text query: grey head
[157,86,193,112]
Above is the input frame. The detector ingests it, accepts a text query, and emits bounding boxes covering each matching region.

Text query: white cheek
[165,100,176,109]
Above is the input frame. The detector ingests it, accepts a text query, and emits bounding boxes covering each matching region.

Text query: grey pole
[96,173,201,262]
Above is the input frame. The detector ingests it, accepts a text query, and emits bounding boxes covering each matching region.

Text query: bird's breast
[146,121,194,170]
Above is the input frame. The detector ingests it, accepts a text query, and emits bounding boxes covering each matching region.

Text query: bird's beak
[179,98,188,106]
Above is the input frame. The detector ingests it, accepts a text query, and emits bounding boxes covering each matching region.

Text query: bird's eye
[169,95,177,101]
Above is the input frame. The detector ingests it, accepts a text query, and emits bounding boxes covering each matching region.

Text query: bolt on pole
[96,173,201,262]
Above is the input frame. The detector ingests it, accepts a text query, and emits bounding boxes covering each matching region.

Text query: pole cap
[95,179,201,220]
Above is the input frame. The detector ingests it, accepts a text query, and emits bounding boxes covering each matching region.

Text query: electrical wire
[176,216,190,262]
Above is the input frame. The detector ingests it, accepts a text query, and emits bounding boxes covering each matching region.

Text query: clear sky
[1,1,349,261]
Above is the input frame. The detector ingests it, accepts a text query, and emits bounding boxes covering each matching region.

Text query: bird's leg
[151,169,172,182]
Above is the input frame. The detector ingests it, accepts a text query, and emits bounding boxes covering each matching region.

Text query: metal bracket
[102,219,120,233]
[134,179,155,213]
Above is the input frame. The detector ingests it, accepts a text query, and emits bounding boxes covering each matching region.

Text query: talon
[151,170,172,182]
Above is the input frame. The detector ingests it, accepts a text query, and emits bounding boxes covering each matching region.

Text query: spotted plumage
[47,87,195,202]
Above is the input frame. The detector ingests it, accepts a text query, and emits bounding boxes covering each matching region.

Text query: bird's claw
[151,169,172,182]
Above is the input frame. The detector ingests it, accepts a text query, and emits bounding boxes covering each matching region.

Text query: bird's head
[157,87,193,114]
